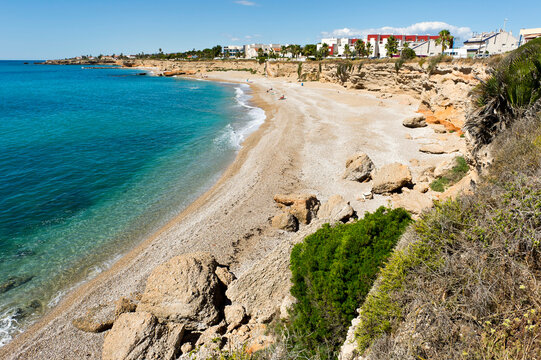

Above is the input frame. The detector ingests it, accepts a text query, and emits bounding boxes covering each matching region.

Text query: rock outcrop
[342,153,375,182]
[402,114,427,128]
[318,195,355,223]
[271,212,299,232]
[137,252,222,330]
[273,193,320,224]
[102,312,184,360]
[371,163,413,194]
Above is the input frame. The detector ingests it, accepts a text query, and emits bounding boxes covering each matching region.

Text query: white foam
[0,309,20,348]
[215,85,265,149]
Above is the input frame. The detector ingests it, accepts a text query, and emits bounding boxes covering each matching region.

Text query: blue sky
[1,0,540,59]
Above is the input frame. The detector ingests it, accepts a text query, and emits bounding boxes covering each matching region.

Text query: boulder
[318,195,355,223]
[224,304,247,331]
[419,144,445,154]
[273,194,320,224]
[342,153,375,182]
[215,266,235,287]
[271,212,299,232]
[180,342,193,355]
[413,182,430,193]
[420,143,459,154]
[392,190,434,215]
[227,240,292,324]
[102,312,184,360]
[402,114,427,128]
[72,304,115,333]
[371,163,413,194]
[137,252,222,330]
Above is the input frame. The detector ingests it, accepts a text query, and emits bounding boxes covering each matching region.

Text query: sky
[1,0,540,59]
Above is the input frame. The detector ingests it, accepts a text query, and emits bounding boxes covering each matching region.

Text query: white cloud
[234,0,257,6]
[321,21,472,41]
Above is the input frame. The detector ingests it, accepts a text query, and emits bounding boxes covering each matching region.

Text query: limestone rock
[115,297,137,317]
[419,144,445,154]
[342,153,375,182]
[227,240,293,324]
[431,124,447,133]
[215,266,235,287]
[72,304,115,333]
[413,182,430,193]
[280,294,297,320]
[371,163,413,194]
[137,252,222,330]
[224,304,247,331]
[180,342,193,355]
[392,190,434,215]
[420,143,459,154]
[318,195,355,223]
[102,312,184,360]
[273,194,320,224]
[195,322,227,349]
[72,316,113,333]
[402,114,427,128]
[271,212,299,232]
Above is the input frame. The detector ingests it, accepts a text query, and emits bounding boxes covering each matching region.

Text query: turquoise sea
[0,61,264,345]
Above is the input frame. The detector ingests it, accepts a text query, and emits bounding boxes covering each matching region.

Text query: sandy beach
[0,71,461,359]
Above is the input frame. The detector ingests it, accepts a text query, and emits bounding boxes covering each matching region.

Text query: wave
[0,309,20,347]
[214,85,266,150]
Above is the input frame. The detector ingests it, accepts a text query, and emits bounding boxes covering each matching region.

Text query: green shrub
[401,47,417,60]
[287,207,412,356]
[429,156,469,192]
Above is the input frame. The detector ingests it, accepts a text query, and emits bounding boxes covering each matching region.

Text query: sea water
[0,61,264,346]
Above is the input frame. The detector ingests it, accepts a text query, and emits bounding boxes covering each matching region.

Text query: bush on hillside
[286,207,411,357]
[355,110,541,359]
[467,37,541,147]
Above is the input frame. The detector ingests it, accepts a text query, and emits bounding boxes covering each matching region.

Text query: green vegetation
[467,37,541,150]
[429,156,469,192]
[336,62,354,83]
[385,36,399,57]
[435,29,454,52]
[395,44,417,73]
[354,86,541,359]
[474,37,541,110]
[285,207,412,357]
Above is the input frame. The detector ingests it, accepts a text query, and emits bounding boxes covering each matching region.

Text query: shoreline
[1,69,468,359]
[0,72,271,354]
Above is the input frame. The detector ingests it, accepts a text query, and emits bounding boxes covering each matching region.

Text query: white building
[223,45,244,58]
[443,48,468,58]
[519,28,541,46]
[317,38,359,57]
[411,39,443,57]
[244,44,282,59]
[463,30,518,56]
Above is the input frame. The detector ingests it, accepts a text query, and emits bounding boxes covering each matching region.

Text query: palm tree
[435,29,454,53]
[385,36,399,57]
[344,44,351,59]
[354,40,366,58]
[365,42,373,57]
[321,43,330,58]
